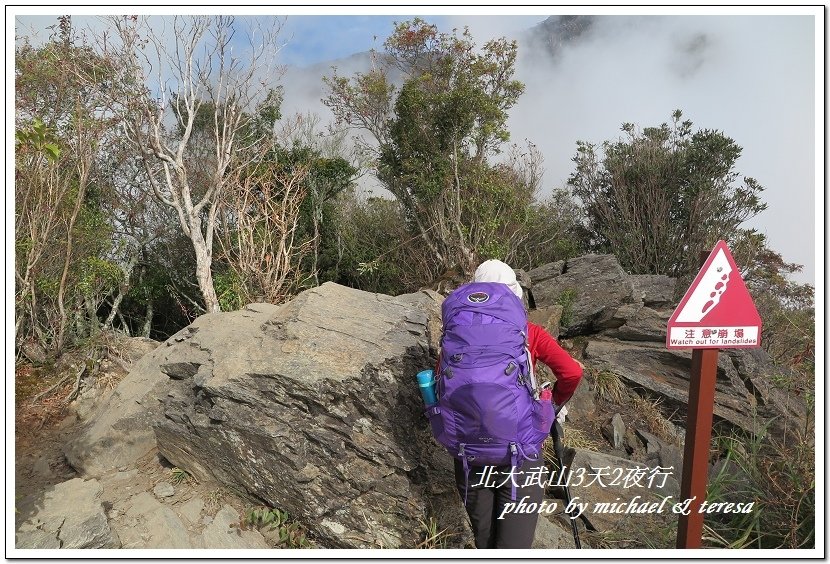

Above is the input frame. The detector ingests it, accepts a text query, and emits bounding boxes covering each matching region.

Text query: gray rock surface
[565,367,596,418]
[178,497,204,524]
[16,478,120,549]
[597,304,671,342]
[153,482,175,498]
[629,274,677,308]
[602,414,626,450]
[117,491,191,548]
[72,335,163,422]
[724,348,808,428]
[530,254,636,337]
[63,334,184,476]
[527,260,565,285]
[149,283,471,549]
[529,305,564,339]
[584,337,800,437]
[532,513,576,548]
[568,448,678,532]
[635,429,684,485]
[199,505,270,549]
[515,267,533,309]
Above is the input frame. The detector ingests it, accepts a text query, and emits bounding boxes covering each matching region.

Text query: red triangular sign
[666,240,762,349]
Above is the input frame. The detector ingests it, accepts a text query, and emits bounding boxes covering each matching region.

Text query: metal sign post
[667,241,762,549]
[676,348,718,548]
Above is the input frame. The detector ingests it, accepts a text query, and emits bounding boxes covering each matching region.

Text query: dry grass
[204,487,228,512]
[583,516,675,549]
[540,428,603,468]
[416,516,454,549]
[593,369,627,404]
[705,425,815,549]
[562,427,603,451]
[631,395,675,440]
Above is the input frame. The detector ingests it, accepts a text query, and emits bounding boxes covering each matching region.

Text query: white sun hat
[473,259,523,300]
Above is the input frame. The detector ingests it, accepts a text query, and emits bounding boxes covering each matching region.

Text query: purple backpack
[426,282,555,501]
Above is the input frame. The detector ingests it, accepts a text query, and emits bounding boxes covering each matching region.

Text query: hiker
[433,259,584,549]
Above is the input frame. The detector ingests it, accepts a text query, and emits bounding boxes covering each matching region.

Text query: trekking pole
[551,420,582,549]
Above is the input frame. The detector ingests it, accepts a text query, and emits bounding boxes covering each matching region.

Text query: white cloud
[11,11,820,283]
[464,14,817,284]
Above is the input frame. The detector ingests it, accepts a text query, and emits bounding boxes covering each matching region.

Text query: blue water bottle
[416,369,437,407]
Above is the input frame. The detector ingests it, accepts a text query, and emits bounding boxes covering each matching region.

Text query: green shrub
[244,506,312,548]
[169,467,192,485]
[557,288,577,327]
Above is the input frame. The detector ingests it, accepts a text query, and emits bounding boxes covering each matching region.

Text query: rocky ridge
[15,253,805,550]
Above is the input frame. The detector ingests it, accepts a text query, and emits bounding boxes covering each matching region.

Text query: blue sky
[275,14,547,67]
[13,13,548,67]
[278,15,414,67]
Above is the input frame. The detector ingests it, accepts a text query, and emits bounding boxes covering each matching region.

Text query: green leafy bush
[244,506,312,548]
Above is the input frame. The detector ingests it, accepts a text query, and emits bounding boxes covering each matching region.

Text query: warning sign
[667,241,762,349]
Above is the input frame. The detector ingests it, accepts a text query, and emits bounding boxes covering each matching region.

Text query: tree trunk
[141,301,153,338]
[103,291,126,331]
[85,293,100,338]
[311,204,321,286]
[116,308,131,336]
[190,225,220,313]
[73,295,86,339]
[55,178,87,353]
[103,255,138,330]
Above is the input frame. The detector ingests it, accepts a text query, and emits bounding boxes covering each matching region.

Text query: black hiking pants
[453,455,545,549]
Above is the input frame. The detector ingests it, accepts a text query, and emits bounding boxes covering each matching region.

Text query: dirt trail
[14,358,282,550]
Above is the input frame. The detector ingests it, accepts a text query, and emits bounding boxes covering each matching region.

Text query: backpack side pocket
[530,397,555,442]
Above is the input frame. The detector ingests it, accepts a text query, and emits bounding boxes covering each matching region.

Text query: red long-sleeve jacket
[528,322,583,406]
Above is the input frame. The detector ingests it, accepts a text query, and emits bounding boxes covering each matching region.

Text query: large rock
[602,414,626,450]
[150,283,471,549]
[595,303,671,342]
[530,255,636,337]
[567,448,678,533]
[528,305,564,339]
[584,337,801,437]
[532,514,576,548]
[724,348,808,431]
[64,329,192,476]
[635,429,685,483]
[564,367,596,419]
[527,261,564,286]
[629,274,677,308]
[16,478,120,549]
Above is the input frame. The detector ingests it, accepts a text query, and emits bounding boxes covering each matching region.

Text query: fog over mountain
[13,13,817,284]
[279,15,817,285]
